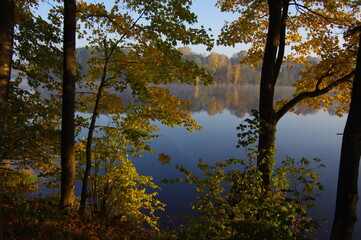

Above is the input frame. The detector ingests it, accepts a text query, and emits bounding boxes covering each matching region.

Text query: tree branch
[315,69,338,91]
[76,91,96,95]
[291,2,342,27]
[315,54,355,90]
[276,70,355,121]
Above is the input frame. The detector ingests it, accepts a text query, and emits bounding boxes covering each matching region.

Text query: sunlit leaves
[75,124,165,229]
[88,155,164,229]
[218,0,360,63]
[217,0,360,114]
[77,0,213,50]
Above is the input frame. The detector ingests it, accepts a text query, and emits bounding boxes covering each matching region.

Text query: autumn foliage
[1,0,361,239]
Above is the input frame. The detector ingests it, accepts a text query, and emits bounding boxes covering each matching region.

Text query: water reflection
[133,108,359,239]
[159,84,339,117]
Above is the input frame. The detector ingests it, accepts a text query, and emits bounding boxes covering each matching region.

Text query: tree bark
[257,121,277,190]
[0,2,14,236]
[330,32,361,240]
[60,0,76,208]
[257,0,283,189]
[0,0,14,124]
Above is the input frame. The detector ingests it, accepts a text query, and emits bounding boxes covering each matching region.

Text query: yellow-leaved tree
[68,0,214,227]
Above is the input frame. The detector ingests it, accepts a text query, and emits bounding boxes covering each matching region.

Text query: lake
[126,84,360,239]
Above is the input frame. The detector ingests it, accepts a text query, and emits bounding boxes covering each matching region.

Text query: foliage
[2,0,216,235]
[14,2,63,92]
[73,0,214,220]
[0,83,60,189]
[76,126,165,230]
[76,0,214,87]
[172,159,324,239]
[88,156,165,230]
[0,1,64,208]
[217,0,360,115]
[0,166,38,195]
[1,0,63,171]
[166,114,325,239]
[2,0,217,234]
[2,0,347,238]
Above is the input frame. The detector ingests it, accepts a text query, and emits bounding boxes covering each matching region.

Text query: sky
[36,0,248,57]
[188,0,248,57]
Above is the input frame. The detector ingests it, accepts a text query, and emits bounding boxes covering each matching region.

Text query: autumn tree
[217,0,359,189]
[331,28,361,240]
[75,0,213,215]
[60,0,76,208]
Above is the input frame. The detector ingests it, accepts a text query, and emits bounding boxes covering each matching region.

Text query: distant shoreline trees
[76,46,306,86]
[179,47,306,86]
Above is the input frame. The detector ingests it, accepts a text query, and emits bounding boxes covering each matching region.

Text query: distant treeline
[76,46,318,86]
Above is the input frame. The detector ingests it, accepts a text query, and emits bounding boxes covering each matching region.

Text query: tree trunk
[257,0,283,190]
[79,79,106,215]
[60,0,76,208]
[0,0,14,124]
[330,32,361,240]
[0,2,14,236]
[257,121,277,190]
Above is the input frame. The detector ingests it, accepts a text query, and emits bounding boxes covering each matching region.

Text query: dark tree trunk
[257,121,277,190]
[257,0,284,189]
[60,0,76,208]
[330,32,361,240]
[0,0,14,123]
[0,2,14,236]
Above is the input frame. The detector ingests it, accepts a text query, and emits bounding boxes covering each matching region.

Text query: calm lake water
[126,85,360,239]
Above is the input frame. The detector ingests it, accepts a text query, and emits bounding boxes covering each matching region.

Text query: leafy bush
[76,126,165,230]
[171,156,324,240]
[87,156,165,230]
